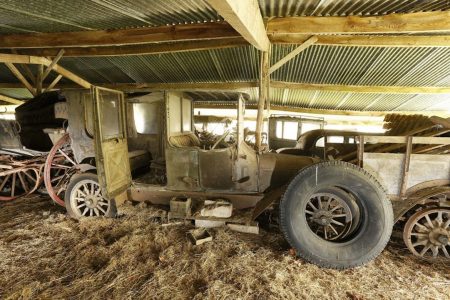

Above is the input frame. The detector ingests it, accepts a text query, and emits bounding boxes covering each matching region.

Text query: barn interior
[0,1,449,299]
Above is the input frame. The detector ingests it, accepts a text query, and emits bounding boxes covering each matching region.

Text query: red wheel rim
[44,133,78,206]
[0,167,40,201]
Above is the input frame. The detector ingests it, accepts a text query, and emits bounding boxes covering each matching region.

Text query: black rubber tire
[280,161,393,269]
[64,173,117,219]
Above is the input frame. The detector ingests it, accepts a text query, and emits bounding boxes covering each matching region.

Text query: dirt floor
[0,195,449,300]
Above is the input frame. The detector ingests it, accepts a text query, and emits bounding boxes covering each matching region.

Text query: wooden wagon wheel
[44,133,79,206]
[0,167,41,201]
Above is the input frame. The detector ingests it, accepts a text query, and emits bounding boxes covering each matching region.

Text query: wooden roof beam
[194,103,450,117]
[4,63,36,96]
[270,34,450,47]
[0,81,449,95]
[0,94,24,105]
[271,81,450,95]
[268,11,450,35]
[0,53,91,89]
[11,38,248,57]
[206,0,270,51]
[0,22,239,49]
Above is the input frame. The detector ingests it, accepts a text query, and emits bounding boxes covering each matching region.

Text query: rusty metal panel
[198,149,234,190]
[165,147,200,191]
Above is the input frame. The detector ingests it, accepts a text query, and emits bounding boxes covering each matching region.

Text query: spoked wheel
[403,207,450,259]
[44,133,79,206]
[65,173,116,219]
[306,187,360,241]
[280,161,393,269]
[0,167,40,201]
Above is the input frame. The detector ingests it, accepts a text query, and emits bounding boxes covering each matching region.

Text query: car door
[92,86,132,199]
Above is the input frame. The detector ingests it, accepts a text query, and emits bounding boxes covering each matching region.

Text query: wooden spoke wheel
[0,166,40,201]
[44,133,79,206]
[403,207,450,259]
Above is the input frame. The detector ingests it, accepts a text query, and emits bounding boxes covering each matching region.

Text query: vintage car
[2,87,430,269]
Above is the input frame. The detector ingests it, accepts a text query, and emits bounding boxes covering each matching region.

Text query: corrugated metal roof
[259,0,450,17]
[59,46,260,84]
[271,45,450,87]
[2,44,442,112]
[0,0,221,33]
[0,0,450,34]
[0,1,448,112]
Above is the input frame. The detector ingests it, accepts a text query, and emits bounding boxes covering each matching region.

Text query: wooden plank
[270,34,450,47]
[104,81,257,91]
[42,49,64,80]
[0,22,239,48]
[363,135,450,145]
[207,0,269,51]
[0,79,448,95]
[195,103,450,117]
[268,11,450,35]
[4,63,36,96]
[14,38,248,57]
[269,36,317,74]
[0,94,24,105]
[271,81,450,95]
[0,53,45,64]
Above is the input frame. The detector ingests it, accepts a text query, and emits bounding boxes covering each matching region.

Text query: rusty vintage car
[2,88,399,269]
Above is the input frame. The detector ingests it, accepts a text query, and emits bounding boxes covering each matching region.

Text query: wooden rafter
[0,81,448,95]
[4,62,35,96]
[42,49,65,80]
[0,53,91,89]
[270,34,450,47]
[7,35,450,59]
[267,11,450,35]
[13,38,248,57]
[268,36,318,74]
[194,103,450,117]
[0,22,239,48]
[206,0,270,51]
[45,75,63,92]
[270,81,450,95]
[0,94,24,105]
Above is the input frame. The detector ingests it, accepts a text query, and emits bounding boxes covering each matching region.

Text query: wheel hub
[312,210,333,226]
[429,228,449,246]
[305,189,360,241]
[84,195,99,209]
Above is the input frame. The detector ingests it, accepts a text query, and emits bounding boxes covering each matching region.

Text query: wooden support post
[36,64,43,95]
[5,62,36,96]
[269,36,318,74]
[42,49,65,81]
[399,136,413,198]
[255,51,269,152]
[357,135,364,168]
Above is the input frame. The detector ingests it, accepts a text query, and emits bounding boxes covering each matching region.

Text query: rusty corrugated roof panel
[1,0,450,34]
[259,0,450,17]
[271,45,450,87]
[0,0,220,33]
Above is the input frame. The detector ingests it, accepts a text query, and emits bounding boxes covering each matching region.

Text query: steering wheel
[211,130,231,150]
